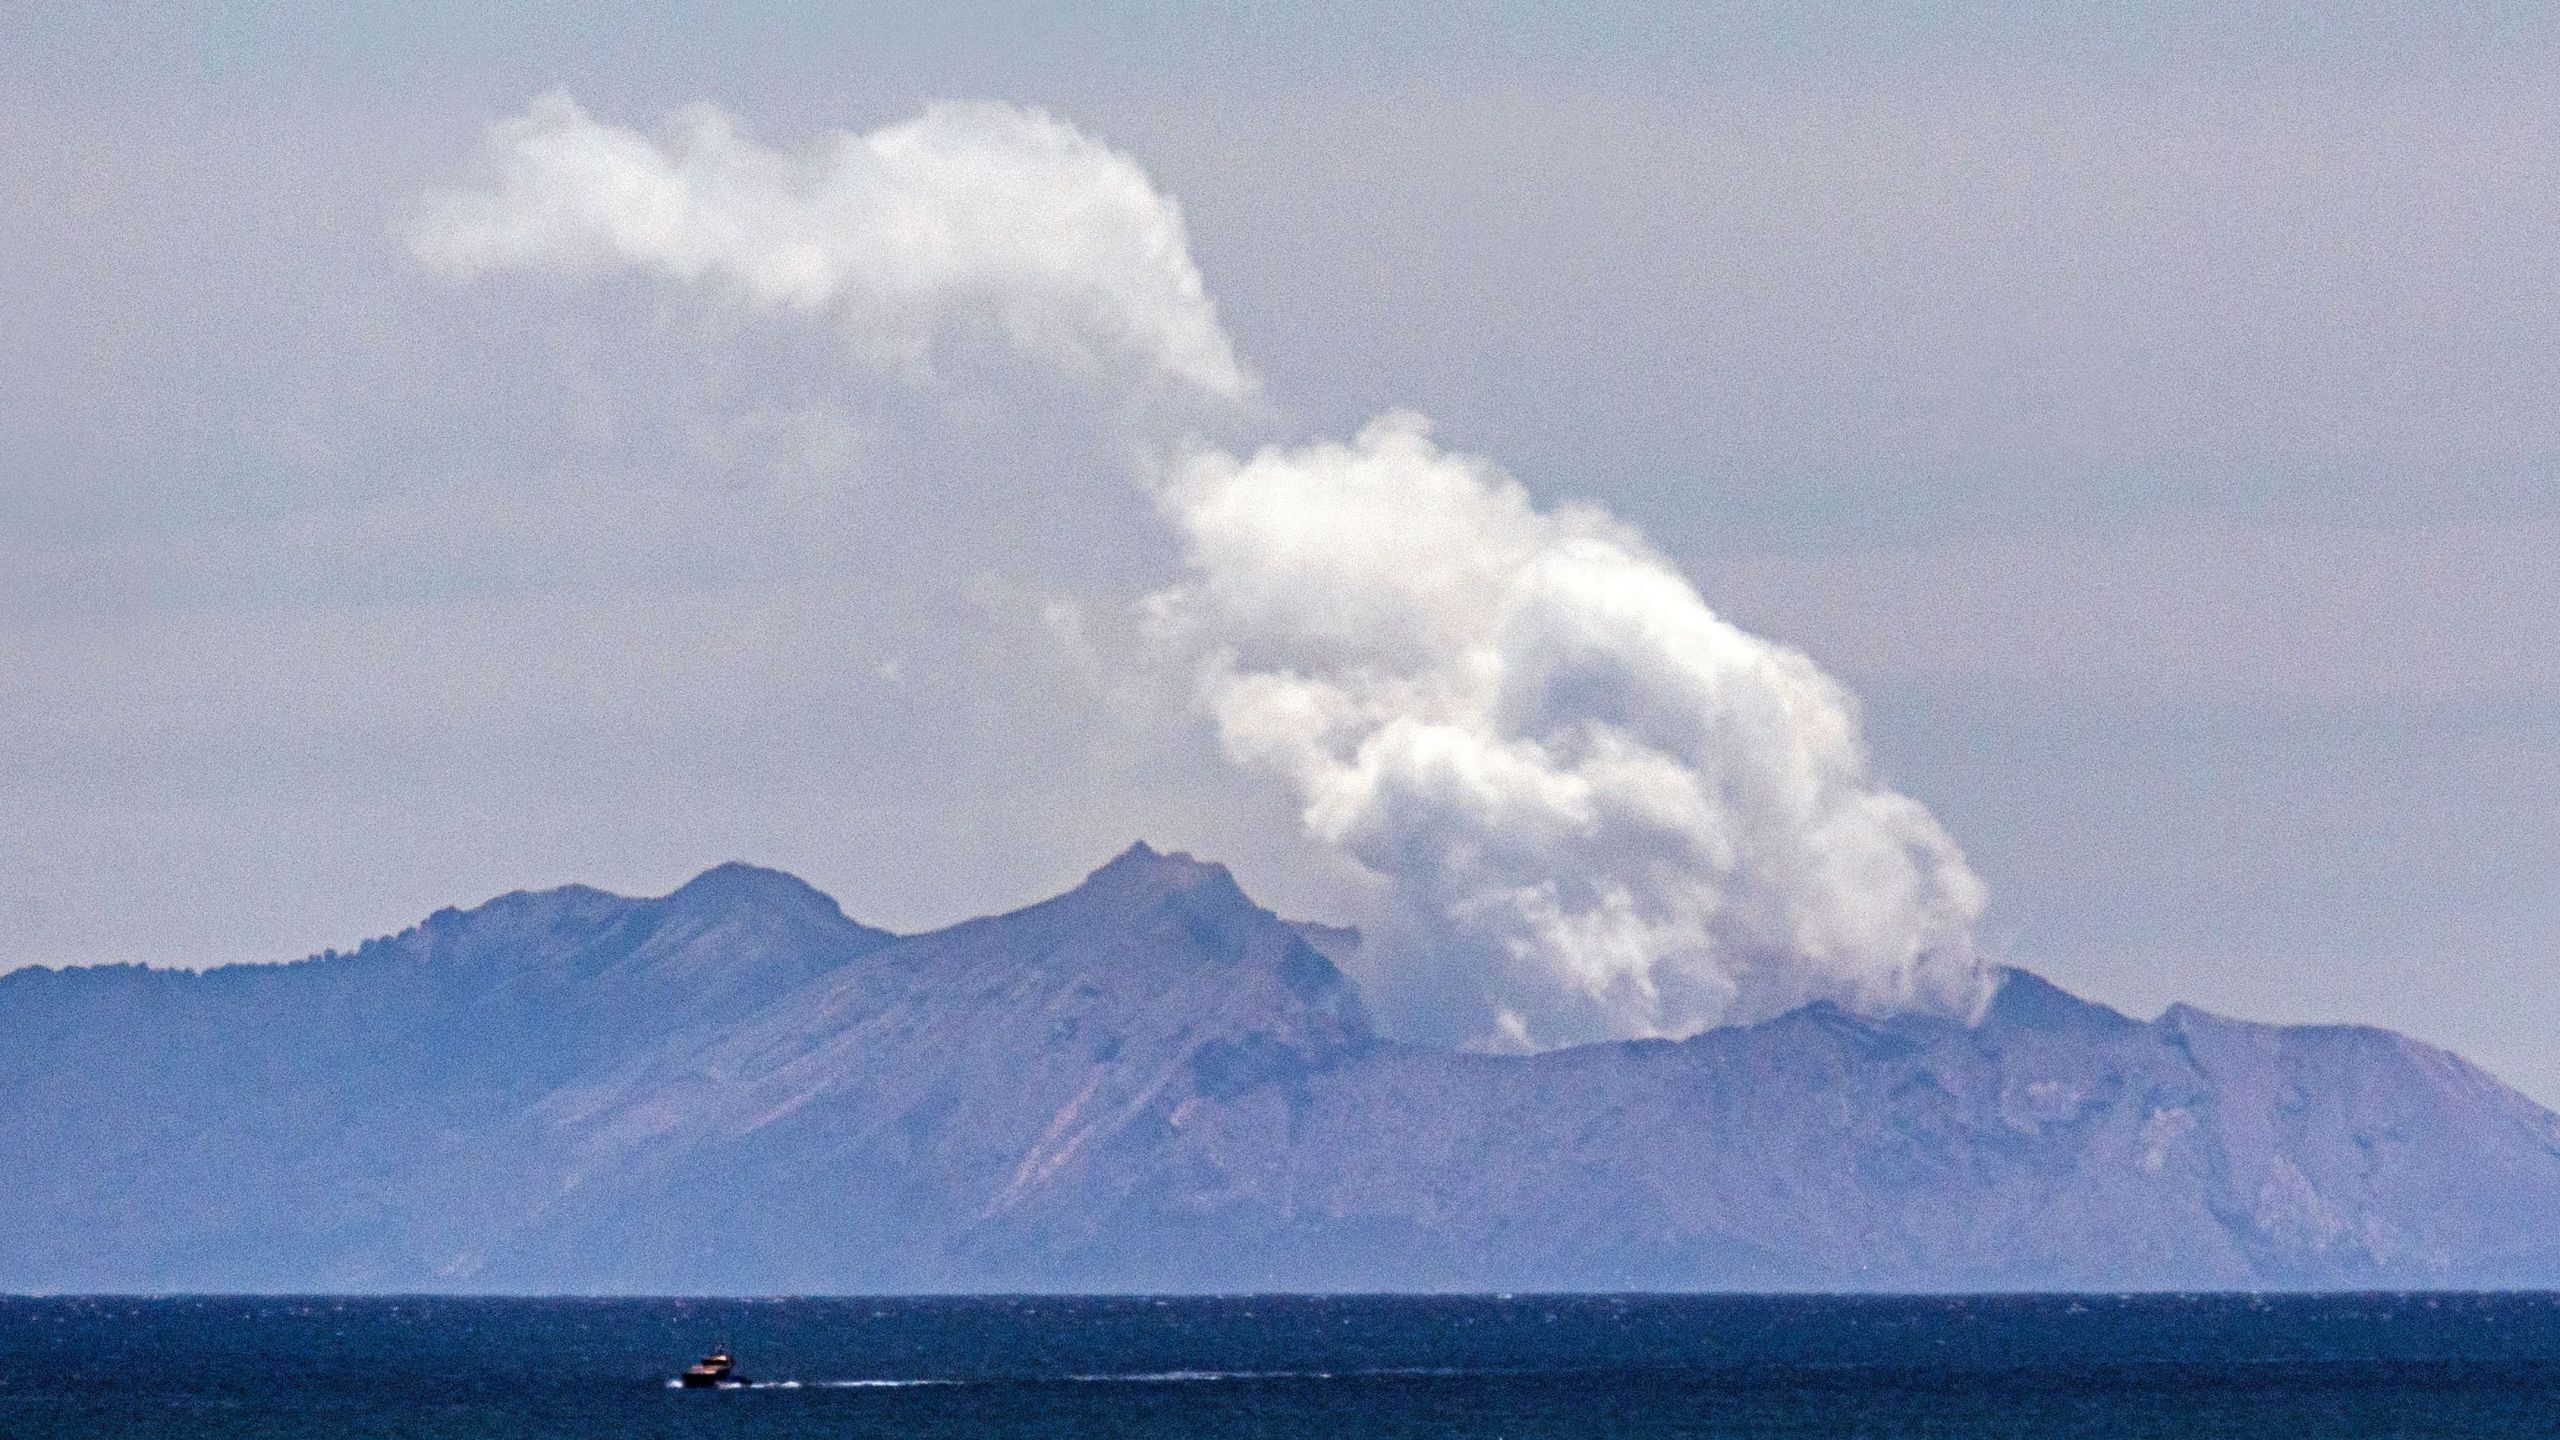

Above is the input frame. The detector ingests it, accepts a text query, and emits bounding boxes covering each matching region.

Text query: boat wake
[759,1379,965,1389]
[1069,1368,1469,1383]
[674,1367,1480,1390]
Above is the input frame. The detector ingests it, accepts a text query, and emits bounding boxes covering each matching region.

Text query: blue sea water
[5,1293,2560,1438]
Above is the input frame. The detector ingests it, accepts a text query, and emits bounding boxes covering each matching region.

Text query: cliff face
[5,845,2557,1293]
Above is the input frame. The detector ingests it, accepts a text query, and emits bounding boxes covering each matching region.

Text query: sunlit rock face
[6,849,2560,1293]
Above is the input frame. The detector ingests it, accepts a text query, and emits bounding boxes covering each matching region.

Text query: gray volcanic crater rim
[5,842,2559,1294]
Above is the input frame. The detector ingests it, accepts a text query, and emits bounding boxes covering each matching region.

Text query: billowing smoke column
[414,96,1994,1049]
[1151,413,1987,1048]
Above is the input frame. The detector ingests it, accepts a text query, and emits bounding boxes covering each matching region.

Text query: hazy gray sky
[7,6,2558,1091]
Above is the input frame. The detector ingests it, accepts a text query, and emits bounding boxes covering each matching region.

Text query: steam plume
[417,96,1993,1048]
[1151,412,1988,1048]
[411,93,1253,400]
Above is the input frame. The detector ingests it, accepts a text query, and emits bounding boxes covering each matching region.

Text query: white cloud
[1151,412,1991,1048]
[410,93,1254,401]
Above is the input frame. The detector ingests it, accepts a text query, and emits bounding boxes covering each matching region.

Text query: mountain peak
[1078,840,1242,901]
[1984,966,2140,1036]
[663,861,846,918]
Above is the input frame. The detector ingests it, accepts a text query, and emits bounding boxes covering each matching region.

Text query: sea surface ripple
[6,1292,2560,1437]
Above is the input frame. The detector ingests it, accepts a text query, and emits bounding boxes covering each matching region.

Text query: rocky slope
[4,844,2557,1292]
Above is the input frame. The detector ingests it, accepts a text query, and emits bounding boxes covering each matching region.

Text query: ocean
[5,1292,2559,1437]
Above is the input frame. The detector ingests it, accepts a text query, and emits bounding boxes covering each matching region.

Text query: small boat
[678,1346,745,1388]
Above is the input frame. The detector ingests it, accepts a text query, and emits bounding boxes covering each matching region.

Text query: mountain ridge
[5,844,2558,1293]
